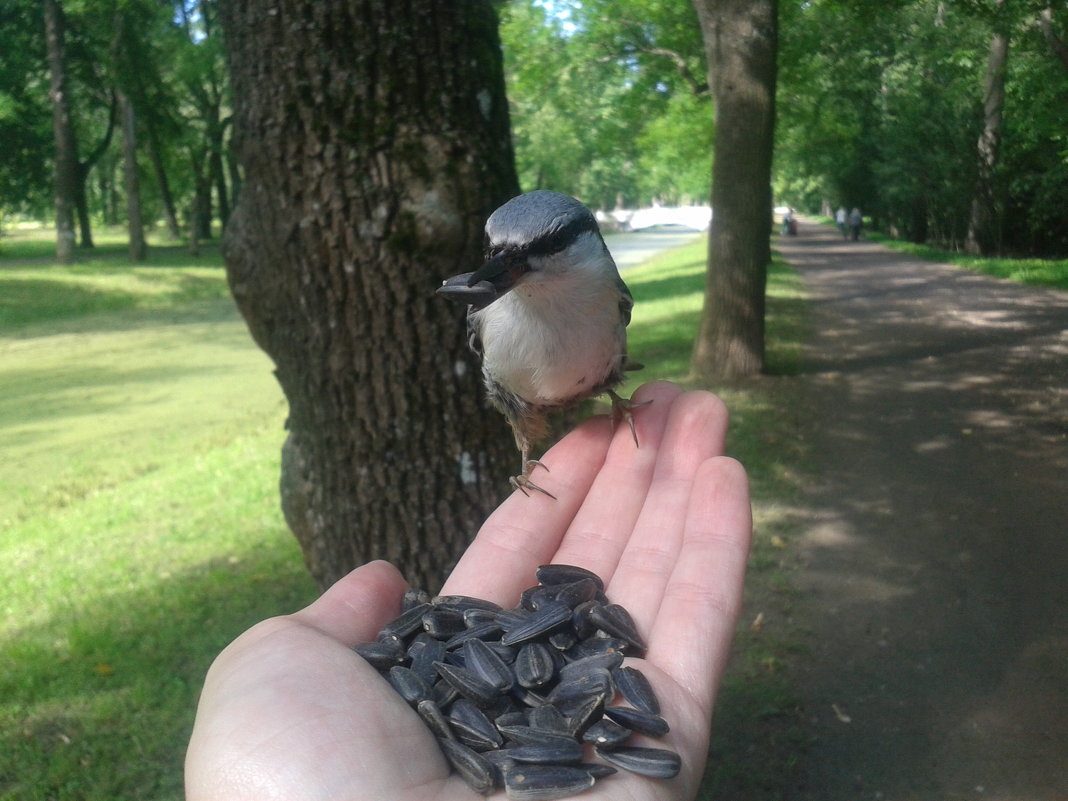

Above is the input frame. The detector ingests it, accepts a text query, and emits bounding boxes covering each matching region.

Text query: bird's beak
[436,272,498,309]
[436,253,528,310]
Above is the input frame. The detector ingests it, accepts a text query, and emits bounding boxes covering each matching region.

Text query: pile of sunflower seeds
[353,564,680,799]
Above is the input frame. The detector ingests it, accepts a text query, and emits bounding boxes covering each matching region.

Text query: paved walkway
[776,221,1068,800]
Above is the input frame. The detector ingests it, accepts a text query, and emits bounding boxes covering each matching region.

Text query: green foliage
[776,0,1068,257]
[0,0,51,214]
[500,0,711,207]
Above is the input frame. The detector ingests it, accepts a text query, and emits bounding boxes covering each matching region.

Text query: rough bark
[219,0,519,591]
[44,0,77,263]
[690,0,778,380]
[965,2,1009,257]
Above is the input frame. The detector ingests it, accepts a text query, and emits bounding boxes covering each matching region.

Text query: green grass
[1,229,810,800]
[865,230,1068,290]
[620,237,812,798]
[1,241,317,800]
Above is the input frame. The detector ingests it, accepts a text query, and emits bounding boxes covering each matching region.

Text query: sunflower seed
[463,607,501,628]
[558,652,624,680]
[612,665,660,715]
[515,641,557,689]
[508,739,583,765]
[564,635,629,661]
[500,602,572,646]
[495,710,528,728]
[406,634,447,686]
[449,698,504,749]
[503,764,596,800]
[463,637,515,692]
[546,667,614,716]
[451,719,504,752]
[527,703,569,735]
[432,594,503,613]
[564,693,605,739]
[352,641,404,670]
[602,705,669,738]
[497,726,578,748]
[387,666,432,706]
[416,699,454,741]
[444,619,504,650]
[580,718,631,748]
[439,737,496,794]
[422,608,467,639]
[594,745,681,779]
[587,603,646,653]
[551,577,601,608]
[351,564,680,798]
[548,630,577,651]
[535,564,604,591]
[380,602,431,639]
[580,763,618,779]
[434,661,501,708]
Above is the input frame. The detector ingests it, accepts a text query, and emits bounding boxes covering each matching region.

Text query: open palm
[185,381,752,801]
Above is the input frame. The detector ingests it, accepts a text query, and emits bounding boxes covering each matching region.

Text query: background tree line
[3,0,1065,588]
[3,0,1065,260]
[2,0,232,259]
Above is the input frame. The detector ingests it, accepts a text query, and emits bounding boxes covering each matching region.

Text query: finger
[289,560,409,646]
[605,391,730,636]
[547,381,685,584]
[439,414,614,605]
[648,457,752,712]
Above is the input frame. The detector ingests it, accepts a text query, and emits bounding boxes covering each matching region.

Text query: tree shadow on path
[776,222,1068,800]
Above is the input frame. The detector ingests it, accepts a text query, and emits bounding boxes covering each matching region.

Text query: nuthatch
[437,190,646,497]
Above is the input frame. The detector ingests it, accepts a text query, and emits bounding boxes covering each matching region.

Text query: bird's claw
[510,459,556,499]
[608,390,652,448]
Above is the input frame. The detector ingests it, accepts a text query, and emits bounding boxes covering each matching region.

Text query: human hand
[185,381,752,801]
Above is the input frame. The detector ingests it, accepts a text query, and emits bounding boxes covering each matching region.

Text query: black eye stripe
[526,216,599,257]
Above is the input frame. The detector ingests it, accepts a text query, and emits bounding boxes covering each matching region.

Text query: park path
[776,221,1068,800]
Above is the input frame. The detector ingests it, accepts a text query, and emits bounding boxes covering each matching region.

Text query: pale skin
[185,381,752,801]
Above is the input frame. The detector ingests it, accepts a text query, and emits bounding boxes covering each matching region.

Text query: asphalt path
[777,220,1068,800]
[603,227,703,270]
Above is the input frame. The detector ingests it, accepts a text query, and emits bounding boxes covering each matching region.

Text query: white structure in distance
[597,205,712,232]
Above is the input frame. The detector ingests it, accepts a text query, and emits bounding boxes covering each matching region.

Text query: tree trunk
[145,120,182,239]
[690,0,778,380]
[119,92,146,261]
[965,2,1009,257]
[219,0,520,592]
[44,0,77,264]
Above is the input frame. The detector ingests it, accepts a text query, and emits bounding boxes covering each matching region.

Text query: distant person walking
[781,208,798,236]
[836,207,848,239]
[849,207,863,241]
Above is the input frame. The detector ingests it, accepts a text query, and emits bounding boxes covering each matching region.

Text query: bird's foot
[510,459,556,500]
[608,390,652,448]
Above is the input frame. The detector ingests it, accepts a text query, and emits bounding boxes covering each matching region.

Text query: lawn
[864,231,1068,291]
[1,230,811,799]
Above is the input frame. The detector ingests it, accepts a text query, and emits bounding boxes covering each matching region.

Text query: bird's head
[437,190,613,310]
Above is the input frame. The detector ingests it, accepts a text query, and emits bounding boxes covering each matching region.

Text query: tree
[118,90,146,260]
[218,0,520,591]
[965,0,1010,256]
[43,0,78,262]
[690,0,778,379]
[0,0,52,222]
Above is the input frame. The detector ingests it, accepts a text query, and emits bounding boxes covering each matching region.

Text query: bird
[437,189,646,498]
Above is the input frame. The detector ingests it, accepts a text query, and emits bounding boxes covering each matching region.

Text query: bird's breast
[473,287,626,406]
